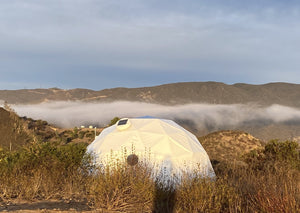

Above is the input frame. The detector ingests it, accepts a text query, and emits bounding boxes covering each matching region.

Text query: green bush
[71,127,79,139]
[264,140,299,167]
[85,132,94,139]
[78,131,85,139]
[109,117,120,126]
[244,140,300,171]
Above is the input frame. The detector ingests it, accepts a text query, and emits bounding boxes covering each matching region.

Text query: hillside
[0,107,100,150]
[1,82,300,107]
[0,108,31,150]
[199,130,263,164]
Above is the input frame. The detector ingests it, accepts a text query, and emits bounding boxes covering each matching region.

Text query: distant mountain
[1,82,299,142]
[0,82,300,107]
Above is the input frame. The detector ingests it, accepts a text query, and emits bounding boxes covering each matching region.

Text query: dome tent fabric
[86,117,215,180]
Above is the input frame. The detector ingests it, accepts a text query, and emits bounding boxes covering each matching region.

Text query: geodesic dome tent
[86,117,215,179]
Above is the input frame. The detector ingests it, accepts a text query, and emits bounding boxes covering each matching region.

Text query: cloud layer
[10,101,300,131]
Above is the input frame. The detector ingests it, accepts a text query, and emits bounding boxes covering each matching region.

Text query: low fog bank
[9,101,300,131]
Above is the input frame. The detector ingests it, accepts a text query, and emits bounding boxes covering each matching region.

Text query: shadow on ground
[0,200,92,212]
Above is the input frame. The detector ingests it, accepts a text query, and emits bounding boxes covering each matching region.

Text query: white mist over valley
[10,101,300,132]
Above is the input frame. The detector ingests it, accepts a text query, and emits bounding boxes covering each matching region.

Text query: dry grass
[88,162,155,212]
[0,140,299,212]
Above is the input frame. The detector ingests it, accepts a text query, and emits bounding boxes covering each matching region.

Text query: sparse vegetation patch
[0,139,299,212]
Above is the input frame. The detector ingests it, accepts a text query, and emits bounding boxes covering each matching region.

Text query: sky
[1,0,300,90]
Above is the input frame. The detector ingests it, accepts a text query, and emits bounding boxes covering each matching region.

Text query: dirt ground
[0,200,119,213]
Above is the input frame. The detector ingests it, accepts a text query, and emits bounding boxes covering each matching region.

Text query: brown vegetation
[0,107,299,212]
[199,130,263,172]
[0,107,31,151]
[0,138,299,212]
[0,107,100,151]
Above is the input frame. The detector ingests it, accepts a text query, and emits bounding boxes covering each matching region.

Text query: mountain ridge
[1,82,300,107]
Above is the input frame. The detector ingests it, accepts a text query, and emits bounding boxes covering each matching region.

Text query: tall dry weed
[89,160,155,212]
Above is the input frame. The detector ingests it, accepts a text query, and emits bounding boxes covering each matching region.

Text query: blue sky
[1,0,300,90]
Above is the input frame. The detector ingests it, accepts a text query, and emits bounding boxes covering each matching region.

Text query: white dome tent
[86,117,215,181]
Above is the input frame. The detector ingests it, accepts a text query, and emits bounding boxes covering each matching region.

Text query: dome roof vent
[116,118,131,131]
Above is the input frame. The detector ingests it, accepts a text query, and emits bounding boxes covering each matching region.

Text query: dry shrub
[246,167,300,213]
[217,164,299,213]
[0,139,299,212]
[176,175,241,213]
[89,161,155,212]
[89,160,242,212]
[222,140,300,213]
[0,142,90,201]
